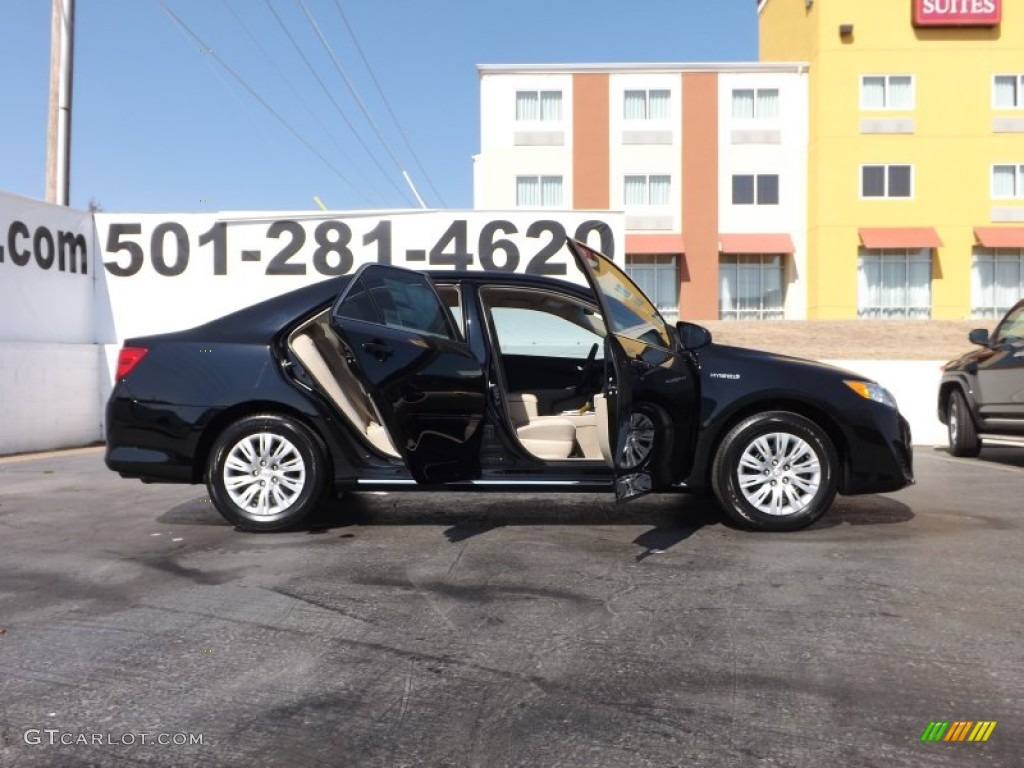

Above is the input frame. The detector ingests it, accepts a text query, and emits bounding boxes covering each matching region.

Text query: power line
[157,1,366,202]
[221,0,390,207]
[263,0,413,205]
[331,0,447,207]
[297,0,428,209]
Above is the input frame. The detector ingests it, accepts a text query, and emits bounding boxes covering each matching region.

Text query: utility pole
[46,0,75,206]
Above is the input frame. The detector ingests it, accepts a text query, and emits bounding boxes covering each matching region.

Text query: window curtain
[719,263,736,317]
[756,89,779,119]
[649,90,670,120]
[889,76,912,108]
[648,175,670,205]
[732,89,754,119]
[993,165,1017,198]
[624,90,646,119]
[540,176,563,207]
[862,77,885,109]
[858,250,932,318]
[906,252,931,317]
[540,91,562,121]
[994,76,1019,108]
[516,176,539,206]
[624,176,647,206]
[975,249,1024,315]
[516,91,538,121]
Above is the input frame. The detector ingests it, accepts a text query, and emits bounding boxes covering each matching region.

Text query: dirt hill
[701,319,991,361]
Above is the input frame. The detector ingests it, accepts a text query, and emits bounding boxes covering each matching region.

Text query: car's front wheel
[206,413,328,531]
[711,411,838,532]
[947,389,982,457]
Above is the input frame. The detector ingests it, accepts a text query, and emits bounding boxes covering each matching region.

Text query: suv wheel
[947,390,982,458]
[207,414,328,531]
[711,411,838,532]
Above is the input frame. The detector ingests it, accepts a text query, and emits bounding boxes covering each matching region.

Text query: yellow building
[760,0,1024,319]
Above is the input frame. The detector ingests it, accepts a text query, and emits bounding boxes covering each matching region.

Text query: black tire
[711,411,839,532]
[947,389,982,458]
[206,413,329,532]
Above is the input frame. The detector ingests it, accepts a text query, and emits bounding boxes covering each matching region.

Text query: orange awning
[974,227,1024,248]
[625,233,685,254]
[858,227,943,248]
[718,233,795,254]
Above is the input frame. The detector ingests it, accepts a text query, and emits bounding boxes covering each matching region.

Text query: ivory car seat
[506,392,576,459]
[594,393,613,466]
[289,320,401,459]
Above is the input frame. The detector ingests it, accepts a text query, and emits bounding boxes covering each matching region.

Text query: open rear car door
[565,239,698,500]
[328,264,487,483]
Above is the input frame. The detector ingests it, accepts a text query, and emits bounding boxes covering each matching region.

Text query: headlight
[844,380,898,409]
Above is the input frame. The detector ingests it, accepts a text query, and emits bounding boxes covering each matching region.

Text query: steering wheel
[575,343,600,396]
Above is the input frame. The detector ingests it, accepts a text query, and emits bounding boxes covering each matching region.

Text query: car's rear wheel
[947,390,982,457]
[711,411,838,531]
[206,414,328,531]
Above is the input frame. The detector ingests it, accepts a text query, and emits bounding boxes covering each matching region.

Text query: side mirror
[676,321,712,351]
[968,328,990,346]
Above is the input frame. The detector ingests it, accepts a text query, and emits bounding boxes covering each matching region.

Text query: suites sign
[913,0,1001,26]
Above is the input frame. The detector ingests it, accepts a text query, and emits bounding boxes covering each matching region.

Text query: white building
[474,63,809,320]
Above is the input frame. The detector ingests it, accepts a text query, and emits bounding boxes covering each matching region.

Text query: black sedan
[106,239,913,532]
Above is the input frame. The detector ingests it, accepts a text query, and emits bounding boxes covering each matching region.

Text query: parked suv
[940,298,1024,456]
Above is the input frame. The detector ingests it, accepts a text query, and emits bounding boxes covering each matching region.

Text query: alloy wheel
[736,432,822,516]
[621,411,656,469]
[223,432,307,516]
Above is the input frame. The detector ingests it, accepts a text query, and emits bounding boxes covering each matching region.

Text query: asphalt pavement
[0,446,1022,767]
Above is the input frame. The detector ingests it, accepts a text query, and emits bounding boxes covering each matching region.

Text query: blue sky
[1,1,758,213]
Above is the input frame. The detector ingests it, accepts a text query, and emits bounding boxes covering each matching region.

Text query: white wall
[476,72,575,210]
[609,72,683,233]
[0,193,102,453]
[0,342,104,454]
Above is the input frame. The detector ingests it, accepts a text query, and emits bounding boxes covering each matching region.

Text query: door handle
[362,340,393,361]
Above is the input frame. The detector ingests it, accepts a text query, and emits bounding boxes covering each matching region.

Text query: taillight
[116,347,149,380]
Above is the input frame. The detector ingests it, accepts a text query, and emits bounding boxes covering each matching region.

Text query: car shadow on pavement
[933,443,1024,470]
[155,490,914,546]
[807,494,915,529]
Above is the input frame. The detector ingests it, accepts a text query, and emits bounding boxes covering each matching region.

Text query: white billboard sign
[93,209,622,341]
[0,191,95,343]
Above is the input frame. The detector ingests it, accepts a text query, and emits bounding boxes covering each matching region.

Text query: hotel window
[515,91,562,121]
[624,175,671,206]
[719,254,785,320]
[992,164,1024,198]
[731,88,779,120]
[516,176,563,207]
[993,75,1024,109]
[861,76,914,110]
[972,248,1024,318]
[858,249,931,319]
[732,174,779,205]
[861,165,912,198]
[624,89,670,120]
[626,255,679,320]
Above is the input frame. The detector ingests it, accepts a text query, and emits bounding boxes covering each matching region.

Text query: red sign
[913,0,1001,26]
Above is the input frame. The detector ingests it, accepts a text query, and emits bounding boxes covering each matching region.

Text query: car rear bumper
[104,395,210,483]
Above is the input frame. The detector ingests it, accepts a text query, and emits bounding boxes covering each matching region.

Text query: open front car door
[328,265,487,483]
[566,239,698,501]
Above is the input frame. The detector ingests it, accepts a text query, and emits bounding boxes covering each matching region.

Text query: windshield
[572,241,672,349]
[994,304,1024,344]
